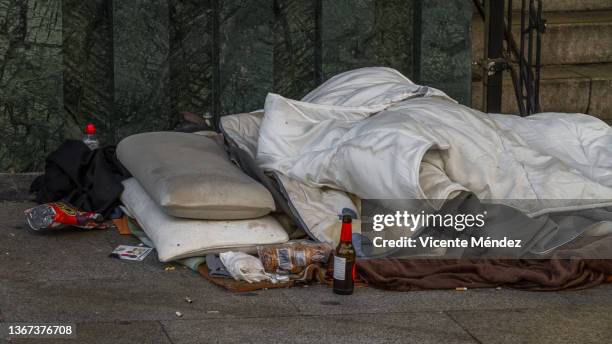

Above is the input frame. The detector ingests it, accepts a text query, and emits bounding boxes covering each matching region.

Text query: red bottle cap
[340,215,353,242]
[86,123,96,135]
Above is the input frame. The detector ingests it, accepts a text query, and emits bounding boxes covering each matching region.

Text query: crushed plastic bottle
[83,123,100,150]
[24,202,107,231]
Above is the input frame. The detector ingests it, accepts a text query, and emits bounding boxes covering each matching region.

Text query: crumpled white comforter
[256,67,612,216]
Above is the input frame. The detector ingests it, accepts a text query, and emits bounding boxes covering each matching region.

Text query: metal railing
[474,0,546,115]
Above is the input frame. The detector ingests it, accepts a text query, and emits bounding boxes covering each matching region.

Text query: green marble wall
[0,0,472,172]
[321,0,414,80]
[418,0,472,104]
[113,0,172,140]
[0,0,63,172]
[273,0,317,100]
[63,0,114,143]
[168,0,213,119]
[219,0,275,114]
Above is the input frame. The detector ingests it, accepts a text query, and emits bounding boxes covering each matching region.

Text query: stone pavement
[1,201,611,343]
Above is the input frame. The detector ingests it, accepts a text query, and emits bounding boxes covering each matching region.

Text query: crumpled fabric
[357,233,612,291]
[219,251,273,283]
[257,67,612,216]
[30,140,130,219]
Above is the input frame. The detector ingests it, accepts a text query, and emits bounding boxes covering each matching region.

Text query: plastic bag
[24,202,107,231]
[219,251,273,283]
[257,240,332,274]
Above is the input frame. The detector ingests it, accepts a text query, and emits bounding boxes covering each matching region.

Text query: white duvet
[256,67,612,216]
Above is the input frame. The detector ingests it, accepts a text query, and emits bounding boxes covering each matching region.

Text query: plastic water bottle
[202,112,214,130]
[83,123,100,150]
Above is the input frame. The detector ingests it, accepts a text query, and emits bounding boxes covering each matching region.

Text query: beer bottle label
[333,256,346,281]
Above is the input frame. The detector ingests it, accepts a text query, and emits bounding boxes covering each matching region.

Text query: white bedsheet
[256,67,612,216]
[221,112,359,246]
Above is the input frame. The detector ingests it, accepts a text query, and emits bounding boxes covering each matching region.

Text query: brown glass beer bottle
[333,215,356,295]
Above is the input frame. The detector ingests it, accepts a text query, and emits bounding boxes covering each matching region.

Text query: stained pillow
[117,132,275,220]
[121,178,288,261]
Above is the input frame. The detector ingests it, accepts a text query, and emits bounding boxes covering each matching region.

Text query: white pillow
[117,132,275,220]
[121,178,289,262]
[220,111,264,159]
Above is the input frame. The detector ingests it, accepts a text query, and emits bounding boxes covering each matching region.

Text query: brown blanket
[357,234,612,291]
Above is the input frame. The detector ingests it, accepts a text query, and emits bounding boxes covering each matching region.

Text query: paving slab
[0,202,175,281]
[1,201,611,343]
[161,312,478,344]
[554,284,612,311]
[448,308,612,344]
[0,277,297,323]
[281,284,575,315]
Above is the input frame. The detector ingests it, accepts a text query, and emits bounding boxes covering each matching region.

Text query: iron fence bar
[507,0,513,57]
[519,0,527,114]
[473,0,543,116]
[527,0,535,113]
[484,0,505,113]
[508,64,526,115]
[534,0,543,113]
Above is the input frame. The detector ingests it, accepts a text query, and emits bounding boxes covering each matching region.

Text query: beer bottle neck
[340,221,352,242]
